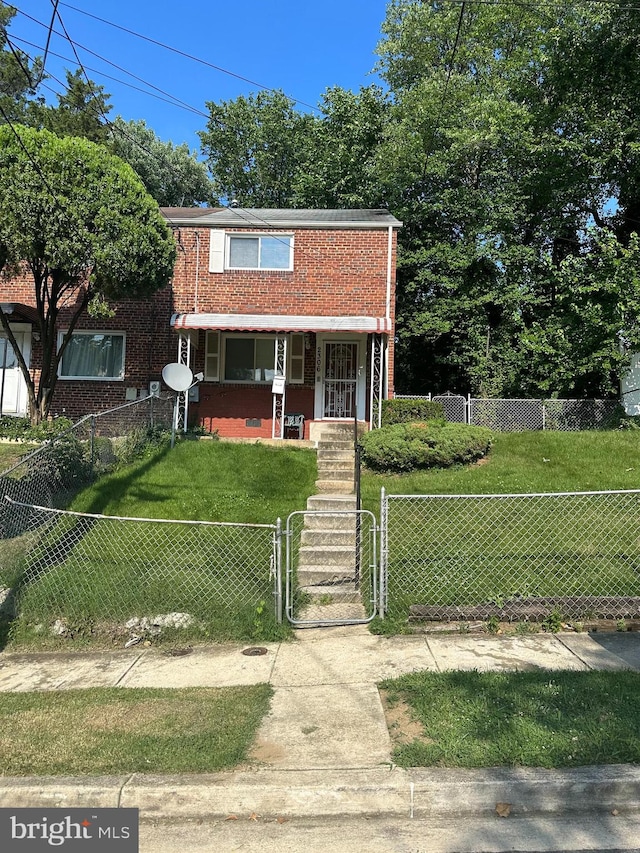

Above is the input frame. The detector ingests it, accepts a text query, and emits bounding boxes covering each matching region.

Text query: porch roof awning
[0,303,38,324]
[170,313,391,333]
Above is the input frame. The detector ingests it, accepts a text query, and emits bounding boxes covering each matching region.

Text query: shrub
[381,398,445,426]
[0,416,74,442]
[359,421,492,473]
[28,434,92,495]
[116,425,172,465]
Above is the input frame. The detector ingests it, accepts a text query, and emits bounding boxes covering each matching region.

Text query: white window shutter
[208,230,225,273]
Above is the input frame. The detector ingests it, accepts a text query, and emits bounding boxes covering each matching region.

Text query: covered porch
[169,313,391,440]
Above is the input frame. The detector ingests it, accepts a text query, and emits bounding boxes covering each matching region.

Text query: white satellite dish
[162,362,193,392]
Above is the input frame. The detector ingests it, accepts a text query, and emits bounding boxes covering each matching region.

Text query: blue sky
[8,0,390,152]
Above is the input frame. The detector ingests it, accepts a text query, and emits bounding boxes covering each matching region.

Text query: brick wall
[172,227,393,317]
[0,220,398,428]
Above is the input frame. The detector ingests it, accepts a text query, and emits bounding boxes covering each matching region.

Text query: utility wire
[55,1,320,112]
[36,0,57,84]
[10,33,208,118]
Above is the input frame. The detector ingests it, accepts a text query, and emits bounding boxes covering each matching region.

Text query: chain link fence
[395,395,620,430]
[0,395,174,525]
[381,489,640,623]
[2,500,280,640]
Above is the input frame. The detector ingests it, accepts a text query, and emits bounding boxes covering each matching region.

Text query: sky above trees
[5,0,388,150]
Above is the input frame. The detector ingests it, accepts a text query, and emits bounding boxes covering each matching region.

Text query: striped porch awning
[170,313,391,334]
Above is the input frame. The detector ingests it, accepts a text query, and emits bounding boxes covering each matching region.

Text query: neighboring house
[0,208,401,439]
[622,354,640,416]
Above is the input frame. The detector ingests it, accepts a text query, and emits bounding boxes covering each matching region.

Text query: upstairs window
[227,234,293,270]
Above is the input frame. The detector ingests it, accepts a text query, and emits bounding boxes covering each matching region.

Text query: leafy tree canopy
[109,117,214,207]
[0,125,177,422]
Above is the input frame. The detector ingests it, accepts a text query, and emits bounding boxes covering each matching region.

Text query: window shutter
[289,333,305,384]
[208,230,225,273]
[205,331,220,381]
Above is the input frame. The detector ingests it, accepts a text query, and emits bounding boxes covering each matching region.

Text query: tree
[293,86,390,208]
[109,117,214,207]
[199,90,316,206]
[0,4,42,124]
[26,68,112,144]
[0,125,177,423]
[375,0,640,397]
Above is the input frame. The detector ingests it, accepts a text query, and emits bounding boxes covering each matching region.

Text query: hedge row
[380,398,444,425]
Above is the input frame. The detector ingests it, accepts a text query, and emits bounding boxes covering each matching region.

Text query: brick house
[0,208,401,440]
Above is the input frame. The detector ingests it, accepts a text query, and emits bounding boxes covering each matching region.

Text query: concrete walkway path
[1,628,640,822]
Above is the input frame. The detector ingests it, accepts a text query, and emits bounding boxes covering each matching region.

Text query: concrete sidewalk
[1,628,640,820]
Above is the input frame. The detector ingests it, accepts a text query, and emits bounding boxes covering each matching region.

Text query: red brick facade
[0,209,400,437]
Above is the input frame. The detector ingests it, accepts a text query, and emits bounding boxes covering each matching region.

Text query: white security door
[323,342,358,418]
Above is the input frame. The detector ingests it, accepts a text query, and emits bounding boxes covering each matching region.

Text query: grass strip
[0,684,271,775]
[361,431,640,514]
[380,669,640,768]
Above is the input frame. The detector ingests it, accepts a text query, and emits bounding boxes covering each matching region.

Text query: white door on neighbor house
[321,340,369,419]
[0,328,30,416]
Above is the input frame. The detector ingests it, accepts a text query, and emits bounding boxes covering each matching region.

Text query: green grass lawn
[363,431,640,624]
[2,440,317,646]
[70,439,317,522]
[0,684,271,775]
[361,430,640,511]
[381,669,640,768]
[0,442,37,472]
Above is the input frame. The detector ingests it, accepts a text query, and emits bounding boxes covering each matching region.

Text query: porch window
[227,235,293,270]
[224,336,275,382]
[214,333,305,384]
[58,331,125,380]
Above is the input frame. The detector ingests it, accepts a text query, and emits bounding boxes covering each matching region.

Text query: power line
[10,33,208,119]
[57,1,320,112]
[36,0,58,84]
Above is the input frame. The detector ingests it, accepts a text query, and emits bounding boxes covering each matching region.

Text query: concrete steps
[315,425,356,496]
[293,426,367,624]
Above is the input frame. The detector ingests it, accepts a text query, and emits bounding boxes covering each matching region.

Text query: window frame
[57,330,126,381]
[208,333,305,385]
[225,233,294,271]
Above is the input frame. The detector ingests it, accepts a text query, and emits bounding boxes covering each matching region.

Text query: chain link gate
[285,509,379,627]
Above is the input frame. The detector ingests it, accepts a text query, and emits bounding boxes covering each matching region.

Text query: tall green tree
[376,0,640,397]
[26,68,112,143]
[0,125,176,423]
[199,90,316,206]
[0,4,41,124]
[109,117,214,207]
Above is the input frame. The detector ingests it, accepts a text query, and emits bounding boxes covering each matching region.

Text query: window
[227,235,293,270]
[58,331,125,380]
[205,333,305,384]
[224,336,275,382]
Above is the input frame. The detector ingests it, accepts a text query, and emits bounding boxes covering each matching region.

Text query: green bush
[116,425,172,465]
[28,434,91,490]
[0,416,74,442]
[381,398,444,426]
[359,421,493,473]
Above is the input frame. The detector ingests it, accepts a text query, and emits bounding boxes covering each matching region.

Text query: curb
[1,766,639,819]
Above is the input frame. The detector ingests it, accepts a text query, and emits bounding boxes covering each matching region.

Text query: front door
[0,330,29,416]
[323,342,358,419]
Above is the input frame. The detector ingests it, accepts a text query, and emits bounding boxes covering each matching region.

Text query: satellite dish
[162,362,193,392]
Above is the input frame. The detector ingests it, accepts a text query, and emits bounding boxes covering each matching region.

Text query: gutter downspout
[193,231,201,313]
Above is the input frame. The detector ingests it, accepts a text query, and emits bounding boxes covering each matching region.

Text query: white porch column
[369,333,386,429]
[271,335,287,439]
[177,332,192,433]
